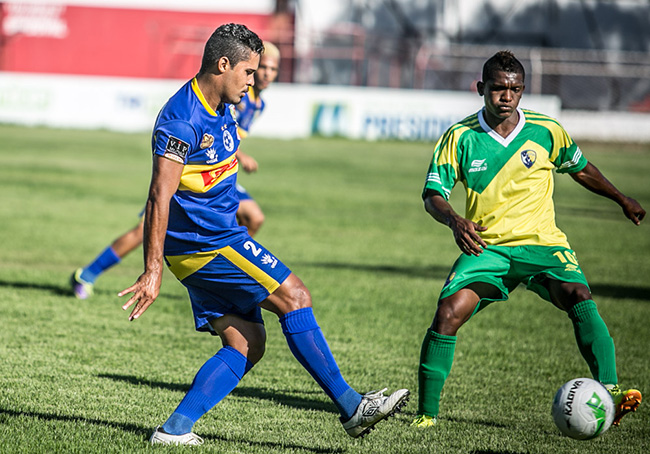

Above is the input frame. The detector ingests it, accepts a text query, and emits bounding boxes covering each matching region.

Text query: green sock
[417,329,456,417]
[568,300,618,385]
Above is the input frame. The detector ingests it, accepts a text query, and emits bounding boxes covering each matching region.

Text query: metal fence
[288,26,650,113]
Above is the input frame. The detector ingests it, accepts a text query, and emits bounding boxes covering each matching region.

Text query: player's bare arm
[570,162,646,225]
[235,149,258,173]
[424,190,487,256]
[119,155,184,320]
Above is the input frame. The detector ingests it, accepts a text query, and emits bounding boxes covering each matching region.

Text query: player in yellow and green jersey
[412,50,645,430]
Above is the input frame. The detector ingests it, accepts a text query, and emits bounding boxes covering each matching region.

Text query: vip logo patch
[164,136,190,163]
[200,133,214,149]
[468,159,487,173]
[223,130,235,152]
[521,149,537,168]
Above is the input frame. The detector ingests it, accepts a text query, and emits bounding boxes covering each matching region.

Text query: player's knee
[246,338,266,365]
[278,278,312,313]
[285,281,312,311]
[573,285,592,303]
[261,275,313,316]
[433,299,467,335]
[555,283,592,308]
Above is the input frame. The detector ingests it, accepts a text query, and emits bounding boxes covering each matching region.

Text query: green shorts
[439,245,590,314]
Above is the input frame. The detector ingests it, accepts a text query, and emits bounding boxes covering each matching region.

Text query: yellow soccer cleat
[411,414,437,428]
[608,386,642,426]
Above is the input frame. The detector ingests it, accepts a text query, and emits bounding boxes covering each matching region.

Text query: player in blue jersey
[234,41,281,236]
[411,51,644,429]
[69,43,279,299]
[117,24,408,446]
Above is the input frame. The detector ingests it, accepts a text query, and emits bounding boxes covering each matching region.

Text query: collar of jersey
[247,86,260,103]
[191,77,219,117]
[478,107,525,147]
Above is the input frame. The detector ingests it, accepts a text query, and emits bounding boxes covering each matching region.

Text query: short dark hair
[482,50,525,83]
[199,23,265,74]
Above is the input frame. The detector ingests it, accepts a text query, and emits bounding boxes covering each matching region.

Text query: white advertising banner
[0,71,604,143]
[238,84,562,142]
[0,72,181,132]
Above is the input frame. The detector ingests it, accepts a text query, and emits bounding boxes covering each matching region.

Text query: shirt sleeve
[152,120,198,165]
[551,125,588,174]
[422,129,460,200]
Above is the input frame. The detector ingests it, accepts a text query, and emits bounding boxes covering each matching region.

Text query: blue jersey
[151,78,247,256]
[235,86,265,137]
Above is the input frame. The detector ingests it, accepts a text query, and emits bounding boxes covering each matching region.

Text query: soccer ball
[551,378,615,440]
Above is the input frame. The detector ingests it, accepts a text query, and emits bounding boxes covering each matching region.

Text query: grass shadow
[0,406,150,437]
[445,415,509,430]
[590,283,650,301]
[555,204,621,221]
[0,406,344,453]
[296,262,450,280]
[470,451,528,454]
[97,373,337,414]
[0,278,183,301]
[0,278,71,296]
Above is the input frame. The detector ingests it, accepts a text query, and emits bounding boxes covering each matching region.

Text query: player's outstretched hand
[621,196,645,226]
[449,216,488,256]
[118,271,161,321]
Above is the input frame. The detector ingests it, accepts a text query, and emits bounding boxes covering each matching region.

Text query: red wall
[0,3,277,79]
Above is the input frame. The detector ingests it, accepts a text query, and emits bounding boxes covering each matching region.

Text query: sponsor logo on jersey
[564,264,581,273]
[200,133,214,149]
[521,149,537,168]
[468,159,487,173]
[223,130,235,152]
[200,157,238,188]
[164,136,190,163]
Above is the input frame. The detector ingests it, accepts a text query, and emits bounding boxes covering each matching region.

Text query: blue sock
[279,307,362,420]
[80,246,121,283]
[162,346,247,435]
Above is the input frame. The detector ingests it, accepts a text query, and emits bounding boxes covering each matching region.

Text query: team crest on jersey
[521,150,537,168]
[443,272,456,288]
[200,133,214,149]
[223,130,235,152]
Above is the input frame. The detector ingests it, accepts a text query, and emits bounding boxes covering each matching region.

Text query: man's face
[254,54,279,91]
[478,70,525,121]
[223,51,260,105]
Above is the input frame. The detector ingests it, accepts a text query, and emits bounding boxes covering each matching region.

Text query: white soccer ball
[551,378,615,440]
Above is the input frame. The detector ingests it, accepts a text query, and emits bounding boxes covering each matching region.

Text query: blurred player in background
[412,50,644,429]
[70,42,280,299]
[234,41,280,236]
[118,23,409,446]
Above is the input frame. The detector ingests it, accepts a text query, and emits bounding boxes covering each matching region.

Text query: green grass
[0,124,648,453]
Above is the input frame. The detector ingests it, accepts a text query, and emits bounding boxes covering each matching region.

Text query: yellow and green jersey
[422,108,588,247]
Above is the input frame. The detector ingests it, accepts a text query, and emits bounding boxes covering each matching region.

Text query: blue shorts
[165,235,292,332]
[236,183,253,202]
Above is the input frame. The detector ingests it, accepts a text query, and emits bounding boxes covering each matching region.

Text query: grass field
[0,124,648,454]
